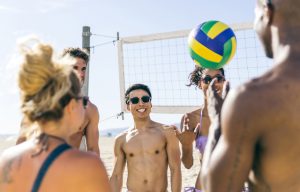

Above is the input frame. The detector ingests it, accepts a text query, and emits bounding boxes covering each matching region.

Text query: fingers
[182,114,190,131]
[222,80,230,99]
[194,123,200,133]
[208,79,220,98]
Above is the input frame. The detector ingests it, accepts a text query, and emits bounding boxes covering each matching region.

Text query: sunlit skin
[110,89,181,192]
[68,57,100,156]
[201,0,300,191]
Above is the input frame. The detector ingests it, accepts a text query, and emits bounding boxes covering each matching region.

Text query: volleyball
[188,20,237,69]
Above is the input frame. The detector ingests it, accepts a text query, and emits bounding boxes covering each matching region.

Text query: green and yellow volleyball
[188,20,237,69]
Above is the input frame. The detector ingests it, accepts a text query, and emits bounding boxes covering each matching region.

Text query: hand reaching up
[207,79,230,121]
[175,114,200,146]
[207,79,230,144]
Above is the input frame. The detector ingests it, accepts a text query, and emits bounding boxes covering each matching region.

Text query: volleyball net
[117,22,272,114]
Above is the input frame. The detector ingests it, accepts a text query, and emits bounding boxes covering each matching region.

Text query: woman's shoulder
[63,149,103,168]
[0,141,33,163]
[58,149,110,190]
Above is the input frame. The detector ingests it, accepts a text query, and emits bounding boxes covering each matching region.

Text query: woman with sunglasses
[0,39,111,192]
[175,65,225,192]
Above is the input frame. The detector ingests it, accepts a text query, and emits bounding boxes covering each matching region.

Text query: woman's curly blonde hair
[18,38,81,123]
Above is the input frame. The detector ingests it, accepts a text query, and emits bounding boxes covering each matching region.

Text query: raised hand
[207,79,230,121]
[175,114,200,146]
[207,79,230,146]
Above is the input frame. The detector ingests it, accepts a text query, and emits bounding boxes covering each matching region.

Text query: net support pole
[117,33,127,114]
[82,26,91,96]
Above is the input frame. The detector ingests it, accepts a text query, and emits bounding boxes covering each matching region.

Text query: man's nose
[80,71,85,77]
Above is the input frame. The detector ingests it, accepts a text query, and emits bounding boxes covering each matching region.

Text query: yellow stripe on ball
[188,36,222,63]
[207,22,229,39]
[227,37,237,63]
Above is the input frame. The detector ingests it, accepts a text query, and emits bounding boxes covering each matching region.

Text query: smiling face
[127,89,152,120]
[199,69,225,97]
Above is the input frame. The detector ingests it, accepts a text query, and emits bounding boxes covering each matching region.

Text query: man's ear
[126,104,130,111]
[65,98,76,115]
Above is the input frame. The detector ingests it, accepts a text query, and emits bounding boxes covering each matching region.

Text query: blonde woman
[0,39,111,192]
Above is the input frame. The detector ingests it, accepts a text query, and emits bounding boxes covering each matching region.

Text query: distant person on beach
[175,66,226,192]
[200,0,300,191]
[16,47,100,156]
[62,47,100,155]
[109,83,182,192]
[0,39,110,192]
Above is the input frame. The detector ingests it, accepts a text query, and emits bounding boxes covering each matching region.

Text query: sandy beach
[0,135,200,191]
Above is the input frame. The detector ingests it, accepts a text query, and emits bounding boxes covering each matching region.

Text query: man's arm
[165,126,182,192]
[109,134,126,192]
[85,102,100,156]
[201,87,257,192]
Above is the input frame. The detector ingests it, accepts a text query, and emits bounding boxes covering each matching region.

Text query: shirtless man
[62,48,100,155]
[201,0,300,191]
[109,83,181,192]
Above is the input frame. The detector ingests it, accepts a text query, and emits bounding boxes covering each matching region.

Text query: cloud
[0,53,20,97]
[0,5,20,13]
[37,0,84,13]
[38,1,68,13]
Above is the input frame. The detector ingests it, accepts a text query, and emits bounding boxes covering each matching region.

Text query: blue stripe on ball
[193,29,224,55]
[213,28,235,46]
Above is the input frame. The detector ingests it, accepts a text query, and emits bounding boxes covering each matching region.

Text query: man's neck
[133,117,152,130]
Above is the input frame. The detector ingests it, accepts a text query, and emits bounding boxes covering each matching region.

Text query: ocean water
[100,127,129,137]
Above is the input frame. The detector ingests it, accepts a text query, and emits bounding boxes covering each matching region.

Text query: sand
[0,135,201,191]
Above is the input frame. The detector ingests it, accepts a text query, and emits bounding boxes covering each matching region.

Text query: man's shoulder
[86,99,99,113]
[149,121,175,131]
[158,124,177,138]
[114,130,128,142]
[85,99,99,121]
[222,76,274,122]
[228,74,274,107]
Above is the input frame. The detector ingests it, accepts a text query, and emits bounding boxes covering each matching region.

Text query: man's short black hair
[125,83,152,104]
[62,47,89,63]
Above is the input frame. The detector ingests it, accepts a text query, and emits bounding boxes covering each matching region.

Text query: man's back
[242,66,300,191]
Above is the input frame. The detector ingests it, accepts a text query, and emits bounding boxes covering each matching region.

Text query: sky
[0,0,255,134]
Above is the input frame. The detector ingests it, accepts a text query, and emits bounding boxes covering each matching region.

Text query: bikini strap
[196,108,204,138]
[31,143,71,192]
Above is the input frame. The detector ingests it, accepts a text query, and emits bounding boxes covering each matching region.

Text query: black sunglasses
[129,96,151,104]
[76,96,89,109]
[201,75,224,84]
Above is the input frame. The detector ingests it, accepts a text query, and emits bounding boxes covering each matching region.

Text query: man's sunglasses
[201,75,224,84]
[76,96,89,109]
[129,96,151,104]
